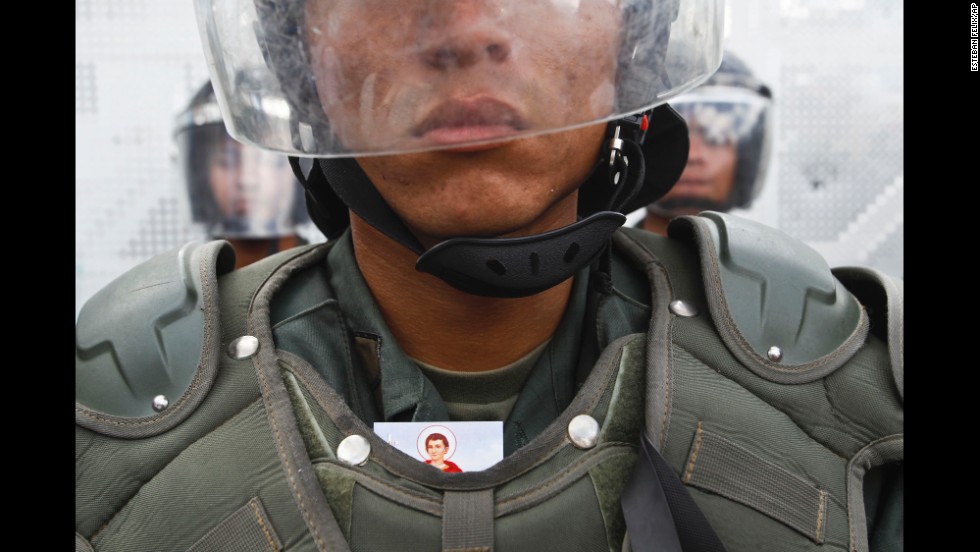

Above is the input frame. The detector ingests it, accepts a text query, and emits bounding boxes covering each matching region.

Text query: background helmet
[174,80,310,239]
[650,49,774,216]
[193,0,725,158]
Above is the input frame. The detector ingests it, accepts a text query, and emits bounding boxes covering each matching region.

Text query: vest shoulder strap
[75,240,235,437]
[666,211,868,382]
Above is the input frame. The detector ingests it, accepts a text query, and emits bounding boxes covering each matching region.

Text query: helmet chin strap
[293,117,649,298]
[414,211,627,298]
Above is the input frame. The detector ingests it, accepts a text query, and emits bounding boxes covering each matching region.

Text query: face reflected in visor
[305,0,620,153]
[194,0,725,156]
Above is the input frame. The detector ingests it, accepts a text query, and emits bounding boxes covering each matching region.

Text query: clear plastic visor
[670,86,773,147]
[175,122,309,238]
[194,0,724,157]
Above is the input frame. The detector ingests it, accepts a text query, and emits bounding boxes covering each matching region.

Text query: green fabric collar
[271,229,651,454]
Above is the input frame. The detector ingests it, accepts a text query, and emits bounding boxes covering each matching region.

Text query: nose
[420,1,513,70]
[238,147,268,190]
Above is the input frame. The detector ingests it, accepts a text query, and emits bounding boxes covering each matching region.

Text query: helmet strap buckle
[607,125,629,187]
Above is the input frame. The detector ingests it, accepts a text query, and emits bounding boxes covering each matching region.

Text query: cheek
[209,168,235,203]
[548,14,619,117]
[705,154,737,199]
[257,175,290,206]
[307,9,371,122]
[308,35,359,136]
[707,149,737,177]
[308,41,341,107]
[308,15,415,148]
[718,159,738,192]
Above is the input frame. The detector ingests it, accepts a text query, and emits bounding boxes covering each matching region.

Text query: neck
[641,211,671,236]
[350,202,577,373]
[226,235,303,268]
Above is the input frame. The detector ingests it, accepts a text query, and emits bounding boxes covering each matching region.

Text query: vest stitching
[253,246,340,551]
[256,354,326,551]
[815,489,827,544]
[659,264,674,450]
[498,444,636,507]
[616,230,673,450]
[86,397,268,543]
[248,498,279,551]
[681,421,704,484]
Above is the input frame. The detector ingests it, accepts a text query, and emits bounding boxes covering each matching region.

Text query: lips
[413,97,528,146]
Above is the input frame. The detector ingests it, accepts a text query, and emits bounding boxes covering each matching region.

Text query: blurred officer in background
[174,80,312,268]
[642,50,774,235]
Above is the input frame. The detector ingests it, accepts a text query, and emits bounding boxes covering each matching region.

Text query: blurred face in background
[654,122,737,216]
[207,137,298,235]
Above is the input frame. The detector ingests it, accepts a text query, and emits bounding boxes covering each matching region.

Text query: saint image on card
[419,426,462,472]
[374,421,504,472]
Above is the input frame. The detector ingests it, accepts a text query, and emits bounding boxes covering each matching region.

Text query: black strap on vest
[621,432,728,552]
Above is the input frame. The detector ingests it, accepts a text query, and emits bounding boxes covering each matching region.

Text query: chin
[410,214,536,243]
[430,191,575,241]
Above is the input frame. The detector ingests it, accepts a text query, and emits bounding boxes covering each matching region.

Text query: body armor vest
[76,213,903,552]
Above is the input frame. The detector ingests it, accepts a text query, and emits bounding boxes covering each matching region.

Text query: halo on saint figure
[417,425,458,461]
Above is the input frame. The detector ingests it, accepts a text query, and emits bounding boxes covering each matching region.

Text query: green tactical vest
[76,212,903,552]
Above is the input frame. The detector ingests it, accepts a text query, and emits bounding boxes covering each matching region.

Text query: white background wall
[722,0,903,279]
[76,0,903,318]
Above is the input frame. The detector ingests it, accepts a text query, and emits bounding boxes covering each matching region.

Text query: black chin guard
[416,211,626,298]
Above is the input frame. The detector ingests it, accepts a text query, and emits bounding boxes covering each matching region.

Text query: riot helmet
[647,50,774,222]
[192,0,726,297]
[174,80,310,240]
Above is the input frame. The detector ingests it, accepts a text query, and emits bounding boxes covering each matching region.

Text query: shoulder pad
[832,266,903,402]
[75,241,236,437]
[667,211,868,383]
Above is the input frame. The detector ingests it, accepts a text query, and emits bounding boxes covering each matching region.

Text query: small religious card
[374,421,504,473]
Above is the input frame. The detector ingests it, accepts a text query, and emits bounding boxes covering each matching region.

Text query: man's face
[654,123,737,216]
[306,0,620,153]
[304,0,621,242]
